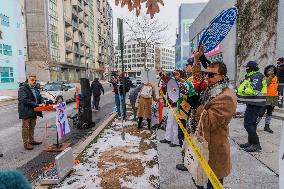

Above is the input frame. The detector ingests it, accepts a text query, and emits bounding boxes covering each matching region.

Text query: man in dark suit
[18,75,44,150]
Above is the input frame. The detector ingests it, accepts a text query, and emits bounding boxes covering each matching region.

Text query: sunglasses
[205,72,220,78]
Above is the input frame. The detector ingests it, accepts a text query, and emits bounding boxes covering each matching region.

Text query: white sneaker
[94,109,99,112]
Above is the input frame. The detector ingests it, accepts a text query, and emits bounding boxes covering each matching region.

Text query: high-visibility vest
[266,76,278,96]
[237,71,267,96]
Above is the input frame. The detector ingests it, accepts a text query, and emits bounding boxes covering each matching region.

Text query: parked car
[41,82,76,104]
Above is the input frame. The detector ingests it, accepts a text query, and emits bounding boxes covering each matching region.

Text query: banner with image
[56,102,70,139]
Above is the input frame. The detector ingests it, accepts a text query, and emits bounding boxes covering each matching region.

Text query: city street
[0,84,114,180]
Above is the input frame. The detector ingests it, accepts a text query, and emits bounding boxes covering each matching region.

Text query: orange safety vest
[266,76,278,96]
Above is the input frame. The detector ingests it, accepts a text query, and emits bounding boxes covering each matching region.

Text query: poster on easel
[56,102,70,140]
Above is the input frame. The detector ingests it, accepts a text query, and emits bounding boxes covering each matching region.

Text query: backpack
[140,85,153,98]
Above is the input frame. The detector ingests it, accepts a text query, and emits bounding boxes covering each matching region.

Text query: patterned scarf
[201,79,230,105]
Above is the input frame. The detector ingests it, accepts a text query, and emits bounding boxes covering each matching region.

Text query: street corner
[51,116,159,189]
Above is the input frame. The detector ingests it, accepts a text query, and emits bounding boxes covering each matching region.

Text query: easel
[34,106,70,152]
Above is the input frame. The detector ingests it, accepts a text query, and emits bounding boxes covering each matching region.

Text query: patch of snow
[55,117,158,189]
[0,96,13,101]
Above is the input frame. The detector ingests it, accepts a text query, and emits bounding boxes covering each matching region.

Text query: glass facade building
[0,0,26,89]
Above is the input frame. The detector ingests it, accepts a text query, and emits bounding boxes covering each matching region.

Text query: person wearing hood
[91,78,104,111]
[237,61,267,152]
[18,75,44,150]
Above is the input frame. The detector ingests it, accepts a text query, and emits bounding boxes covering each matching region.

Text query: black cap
[245,61,258,68]
[186,57,194,66]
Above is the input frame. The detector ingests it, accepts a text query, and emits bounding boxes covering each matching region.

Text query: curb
[73,112,117,157]
[33,112,117,189]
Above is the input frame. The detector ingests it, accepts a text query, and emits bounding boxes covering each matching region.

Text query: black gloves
[199,54,211,69]
[187,95,201,109]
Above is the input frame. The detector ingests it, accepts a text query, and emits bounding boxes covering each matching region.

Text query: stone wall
[236,0,279,80]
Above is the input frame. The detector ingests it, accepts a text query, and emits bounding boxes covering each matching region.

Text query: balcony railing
[73,47,79,53]
[72,8,78,16]
[83,0,88,6]
[66,45,73,52]
[65,31,72,40]
[65,17,72,26]
[66,58,72,64]
[72,21,78,29]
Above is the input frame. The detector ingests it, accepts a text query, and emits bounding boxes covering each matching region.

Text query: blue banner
[199,7,238,53]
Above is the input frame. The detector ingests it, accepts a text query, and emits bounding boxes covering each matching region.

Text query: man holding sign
[191,56,237,188]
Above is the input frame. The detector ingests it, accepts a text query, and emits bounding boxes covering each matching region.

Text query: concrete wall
[188,0,236,80]
[276,0,284,59]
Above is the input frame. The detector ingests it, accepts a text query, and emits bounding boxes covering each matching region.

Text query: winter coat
[195,88,237,179]
[277,64,284,83]
[129,84,143,104]
[237,71,266,106]
[137,83,158,119]
[18,83,43,119]
[112,77,131,94]
[91,80,104,96]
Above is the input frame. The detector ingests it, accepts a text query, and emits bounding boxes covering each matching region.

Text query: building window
[0,67,14,83]
[0,44,12,56]
[0,13,9,27]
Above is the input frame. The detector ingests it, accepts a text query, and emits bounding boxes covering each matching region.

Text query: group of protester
[110,43,284,188]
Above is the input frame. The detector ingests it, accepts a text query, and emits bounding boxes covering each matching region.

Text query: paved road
[0,84,114,178]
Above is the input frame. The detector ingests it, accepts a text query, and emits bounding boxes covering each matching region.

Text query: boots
[176,164,188,171]
[30,141,42,145]
[24,143,34,150]
[147,119,151,130]
[137,117,143,129]
[176,153,188,171]
[239,142,251,149]
[243,144,262,152]
[264,124,273,133]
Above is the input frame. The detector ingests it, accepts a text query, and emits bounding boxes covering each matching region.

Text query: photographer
[111,71,131,119]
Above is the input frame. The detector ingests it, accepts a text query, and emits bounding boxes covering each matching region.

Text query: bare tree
[124,13,168,70]
[115,0,164,18]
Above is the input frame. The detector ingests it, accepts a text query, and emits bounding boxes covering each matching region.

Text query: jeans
[115,93,126,117]
[92,95,100,110]
[278,84,284,108]
[130,101,137,120]
[196,178,224,189]
[244,104,266,145]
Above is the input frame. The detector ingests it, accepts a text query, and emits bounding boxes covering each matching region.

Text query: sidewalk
[158,121,279,189]
[34,114,280,188]
[0,89,17,103]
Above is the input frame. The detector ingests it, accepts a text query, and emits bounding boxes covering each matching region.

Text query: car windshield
[65,84,75,89]
[44,84,62,91]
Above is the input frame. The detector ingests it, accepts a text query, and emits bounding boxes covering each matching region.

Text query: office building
[0,0,27,89]
[175,3,207,69]
[25,0,113,82]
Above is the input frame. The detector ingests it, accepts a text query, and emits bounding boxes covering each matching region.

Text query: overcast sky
[109,0,209,46]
